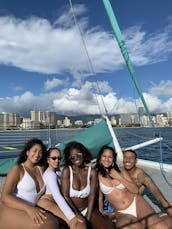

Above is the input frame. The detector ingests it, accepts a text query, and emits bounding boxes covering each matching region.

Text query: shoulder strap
[68,166,73,189]
[21,163,26,171]
[87,166,91,183]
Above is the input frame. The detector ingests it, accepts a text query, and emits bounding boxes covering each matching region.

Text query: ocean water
[0,127,171,164]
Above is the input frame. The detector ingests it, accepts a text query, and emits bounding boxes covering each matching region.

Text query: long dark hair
[96,145,121,177]
[17,138,46,165]
[44,147,61,169]
[64,141,92,166]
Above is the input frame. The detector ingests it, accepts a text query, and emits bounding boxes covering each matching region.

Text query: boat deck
[139,163,172,211]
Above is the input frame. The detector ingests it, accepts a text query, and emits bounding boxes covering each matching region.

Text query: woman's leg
[90,208,115,229]
[37,197,70,225]
[37,198,86,229]
[0,204,59,229]
[115,213,143,229]
[136,195,168,229]
[160,213,172,228]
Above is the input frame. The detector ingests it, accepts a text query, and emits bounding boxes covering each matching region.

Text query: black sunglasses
[49,156,61,161]
[69,153,83,161]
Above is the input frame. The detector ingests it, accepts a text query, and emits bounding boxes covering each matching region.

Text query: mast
[102,0,154,127]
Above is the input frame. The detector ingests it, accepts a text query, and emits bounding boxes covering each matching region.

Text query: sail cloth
[56,118,114,165]
[0,157,18,176]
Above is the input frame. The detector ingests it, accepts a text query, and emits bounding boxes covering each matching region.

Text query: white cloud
[149,80,172,97]
[1,80,171,116]
[0,4,172,77]
[0,5,172,116]
[44,77,63,90]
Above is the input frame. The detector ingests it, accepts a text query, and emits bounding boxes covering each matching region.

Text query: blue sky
[0,0,172,117]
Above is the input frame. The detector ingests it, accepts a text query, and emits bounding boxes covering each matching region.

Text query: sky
[0,0,172,117]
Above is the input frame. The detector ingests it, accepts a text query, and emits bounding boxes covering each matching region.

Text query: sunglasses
[49,156,61,161]
[69,153,83,161]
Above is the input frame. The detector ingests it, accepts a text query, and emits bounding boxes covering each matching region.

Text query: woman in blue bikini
[96,145,169,229]
[61,141,115,229]
[0,138,61,229]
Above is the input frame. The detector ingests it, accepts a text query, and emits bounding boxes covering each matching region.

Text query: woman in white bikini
[96,145,169,229]
[61,141,115,229]
[37,147,86,229]
[0,138,61,229]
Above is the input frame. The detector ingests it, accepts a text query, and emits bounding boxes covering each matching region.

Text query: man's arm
[138,171,172,216]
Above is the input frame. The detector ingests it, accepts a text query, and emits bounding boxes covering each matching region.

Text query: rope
[68,0,109,116]
[159,134,172,187]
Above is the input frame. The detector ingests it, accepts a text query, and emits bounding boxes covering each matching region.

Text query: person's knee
[43,213,59,229]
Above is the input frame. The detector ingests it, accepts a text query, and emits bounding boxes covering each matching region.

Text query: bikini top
[69,166,91,198]
[13,164,45,206]
[99,180,125,195]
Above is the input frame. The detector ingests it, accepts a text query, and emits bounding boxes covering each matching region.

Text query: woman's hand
[109,169,121,181]
[69,215,85,229]
[76,213,86,223]
[26,206,47,227]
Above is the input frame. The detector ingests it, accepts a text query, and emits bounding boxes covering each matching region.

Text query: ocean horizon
[0,126,171,165]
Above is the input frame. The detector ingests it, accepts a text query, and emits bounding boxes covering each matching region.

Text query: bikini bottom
[81,208,87,216]
[117,196,137,218]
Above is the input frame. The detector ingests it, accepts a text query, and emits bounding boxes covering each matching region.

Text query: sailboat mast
[102,0,154,127]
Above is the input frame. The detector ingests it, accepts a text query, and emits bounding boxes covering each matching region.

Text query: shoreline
[0,126,171,132]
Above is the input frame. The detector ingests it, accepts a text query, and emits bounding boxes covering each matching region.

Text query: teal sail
[102,0,154,127]
[56,118,114,165]
[0,157,18,176]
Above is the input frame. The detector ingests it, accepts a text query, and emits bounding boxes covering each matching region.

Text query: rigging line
[102,0,154,127]
[163,141,172,152]
[159,135,172,187]
[68,0,109,116]
[132,83,144,127]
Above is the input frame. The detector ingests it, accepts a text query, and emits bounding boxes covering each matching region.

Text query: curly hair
[96,145,121,177]
[63,141,92,166]
[17,138,46,166]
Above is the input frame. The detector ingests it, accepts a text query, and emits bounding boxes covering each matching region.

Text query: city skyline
[0,0,172,116]
[0,109,171,130]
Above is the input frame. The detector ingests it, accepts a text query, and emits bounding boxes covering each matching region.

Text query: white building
[74,120,83,126]
[63,117,71,127]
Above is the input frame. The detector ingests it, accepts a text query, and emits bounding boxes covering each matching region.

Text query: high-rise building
[31,110,44,122]
[45,111,57,126]
[138,107,144,116]
[0,112,21,129]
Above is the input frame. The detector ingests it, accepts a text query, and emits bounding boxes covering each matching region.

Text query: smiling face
[47,149,61,171]
[27,143,43,164]
[69,148,84,166]
[100,148,114,169]
[123,151,137,171]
